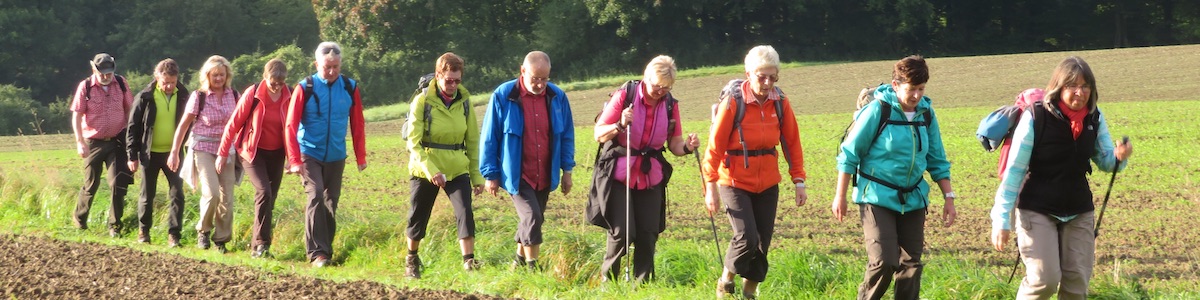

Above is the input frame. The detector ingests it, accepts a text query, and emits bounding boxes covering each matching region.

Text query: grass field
[4,45,1200,299]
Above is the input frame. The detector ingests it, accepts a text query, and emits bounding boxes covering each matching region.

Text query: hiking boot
[251,245,270,258]
[215,242,227,254]
[463,258,481,271]
[312,255,329,268]
[197,232,211,249]
[405,254,422,279]
[73,219,87,230]
[526,259,540,272]
[108,227,120,238]
[137,229,150,244]
[167,233,181,248]
[510,254,526,270]
[716,279,735,298]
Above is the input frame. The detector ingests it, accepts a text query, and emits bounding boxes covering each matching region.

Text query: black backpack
[83,75,128,101]
[713,79,795,169]
[401,73,470,150]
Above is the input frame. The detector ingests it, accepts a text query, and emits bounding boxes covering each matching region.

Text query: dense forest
[2,0,1198,135]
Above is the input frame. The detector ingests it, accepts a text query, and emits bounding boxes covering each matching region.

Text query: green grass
[5,46,1200,299]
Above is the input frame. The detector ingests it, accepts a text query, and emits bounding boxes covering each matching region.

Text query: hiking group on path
[70,41,1133,299]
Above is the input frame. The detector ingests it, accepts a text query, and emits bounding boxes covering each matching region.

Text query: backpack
[711,79,794,169]
[83,75,128,101]
[837,84,883,146]
[586,80,675,231]
[401,73,470,150]
[301,75,356,117]
[977,88,1043,177]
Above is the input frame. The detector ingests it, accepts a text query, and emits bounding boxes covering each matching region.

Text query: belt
[88,137,114,142]
[726,149,776,156]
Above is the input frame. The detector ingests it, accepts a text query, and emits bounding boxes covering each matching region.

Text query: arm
[126,91,148,163]
[350,85,368,170]
[594,89,627,143]
[407,93,441,179]
[122,77,134,116]
[478,89,503,181]
[778,97,806,183]
[166,91,200,171]
[666,101,696,156]
[991,110,1035,231]
[558,92,576,174]
[465,91,483,186]
[284,83,307,171]
[835,100,884,176]
[1091,112,1130,173]
[217,86,256,159]
[924,108,951,182]
[71,81,88,157]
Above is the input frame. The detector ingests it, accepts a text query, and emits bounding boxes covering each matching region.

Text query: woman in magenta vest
[593,55,700,282]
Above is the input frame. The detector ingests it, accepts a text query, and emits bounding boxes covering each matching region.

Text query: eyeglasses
[527,76,550,83]
[1063,84,1091,92]
[754,73,779,83]
[268,80,286,89]
[320,47,341,55]
[652,83,672,92]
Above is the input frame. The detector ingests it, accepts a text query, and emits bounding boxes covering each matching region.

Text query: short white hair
[315,42,342,61]
[744,45,780,73]
[522,51,551,70]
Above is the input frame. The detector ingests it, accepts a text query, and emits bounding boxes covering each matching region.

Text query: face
[1059,76,1091,110]
[156,74,178,95]
[94,69,114,85]
[746,67,779,97]
[208,66,228,90]
[891,80,926,110]
[438,70,462,95]
[267,76,286,93]
[643,76,672,101]
[521,65,550,95]
[317,56,341,81]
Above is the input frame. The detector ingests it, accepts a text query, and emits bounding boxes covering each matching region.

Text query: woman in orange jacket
[702,45,807,299]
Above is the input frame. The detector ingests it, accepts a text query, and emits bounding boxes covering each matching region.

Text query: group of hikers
[69,41,1133,299]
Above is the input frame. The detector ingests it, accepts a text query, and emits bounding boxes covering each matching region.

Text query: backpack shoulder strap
[342,75,356,96]
[116,75,127,93]
[871,100,893,145]
[622,80,638,110]
[666,95,677,137]
[197,91,207,115]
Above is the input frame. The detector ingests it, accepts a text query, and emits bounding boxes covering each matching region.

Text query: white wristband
[795,182,806,189]
[944,192,956,199]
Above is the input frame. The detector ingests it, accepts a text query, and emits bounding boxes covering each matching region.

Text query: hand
[561,172,573,195]
[991,228,1011,251]
[485,179,500,197]
[943,201,957,226]
[620,107,633,127]
[76,142,89,158]
[704,183,720,214]
[831,196,848,222]
[127,160,138,174]
[287,165,303,176]
[685,133,700,152]
[1115,137,1132,161]
[167,151,181,172]
[472,185,483,196]
[431,173,447,188]
[794,186,808,206]
[215,156,227,174]
[358,163,368,172]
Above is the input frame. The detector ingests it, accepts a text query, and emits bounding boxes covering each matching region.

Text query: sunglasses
[754,73,779,83]
[443,78,462,85]
[321,47,341,55]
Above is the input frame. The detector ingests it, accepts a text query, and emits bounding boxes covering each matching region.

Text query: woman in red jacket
[216,59,291,258]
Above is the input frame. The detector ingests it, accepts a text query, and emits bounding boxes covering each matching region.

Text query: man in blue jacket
[479,51,576,270]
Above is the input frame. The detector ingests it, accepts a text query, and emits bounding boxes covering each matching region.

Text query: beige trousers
[194,151,236,243]
[1015,209,1095,300]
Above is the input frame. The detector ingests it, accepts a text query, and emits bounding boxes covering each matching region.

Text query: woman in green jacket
[403,52,484,279]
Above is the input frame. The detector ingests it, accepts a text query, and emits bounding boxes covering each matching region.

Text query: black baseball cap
[91,53,116,74]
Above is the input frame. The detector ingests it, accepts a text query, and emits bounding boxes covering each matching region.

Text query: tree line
[2,0,1198,135]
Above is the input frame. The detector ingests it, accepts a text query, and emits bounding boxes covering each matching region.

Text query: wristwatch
[943,192,956,199]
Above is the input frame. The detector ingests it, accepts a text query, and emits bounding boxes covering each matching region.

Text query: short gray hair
[315,42,342,61]
[522,51,551,70]
[744,45,780,73]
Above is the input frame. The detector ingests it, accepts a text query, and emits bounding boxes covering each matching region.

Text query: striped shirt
[185,87,237,154]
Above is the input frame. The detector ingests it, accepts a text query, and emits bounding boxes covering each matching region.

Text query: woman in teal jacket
[404,53,483,279]
[831,55,958,300]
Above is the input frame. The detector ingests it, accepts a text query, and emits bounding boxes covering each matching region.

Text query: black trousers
[137,151,184,235]
[406,174,476,240]
[245,148,286,247]
[600,187,663,282]
[511,181,551,246]
[301,156,344,261]
[720,184,779,283]
[75,137,133,229]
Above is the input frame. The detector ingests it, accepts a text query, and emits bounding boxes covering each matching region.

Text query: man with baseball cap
[71,52,134,238]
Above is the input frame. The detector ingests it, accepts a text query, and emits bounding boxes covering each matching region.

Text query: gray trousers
[137,151,184,235]
[302,156,344,260]
[245,148,286,247]
[511,181,551,246]
[857,204,926,300]
[1015,209,1095,300]
[720,184,779,283]
[75,137,133,229]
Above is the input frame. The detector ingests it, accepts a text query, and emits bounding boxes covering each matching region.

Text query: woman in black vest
[989,56,1133,299]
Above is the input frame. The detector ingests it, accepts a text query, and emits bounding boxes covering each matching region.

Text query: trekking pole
[624,123,633,282]
[1007,240,1020,284]
[694,151,725,266]
[1094,136,1129,238]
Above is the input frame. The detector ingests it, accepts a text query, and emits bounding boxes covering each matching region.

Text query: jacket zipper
[323,80,332,162]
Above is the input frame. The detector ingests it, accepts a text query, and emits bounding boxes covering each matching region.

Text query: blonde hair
[643,55,676,87]
[198,55,232,93]
[263,58,287,81]
[744,45,780,73]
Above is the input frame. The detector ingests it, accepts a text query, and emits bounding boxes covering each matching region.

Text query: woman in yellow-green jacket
[403,52,484,279]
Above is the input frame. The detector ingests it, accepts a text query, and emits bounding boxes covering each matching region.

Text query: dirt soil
[0,235,504,299]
